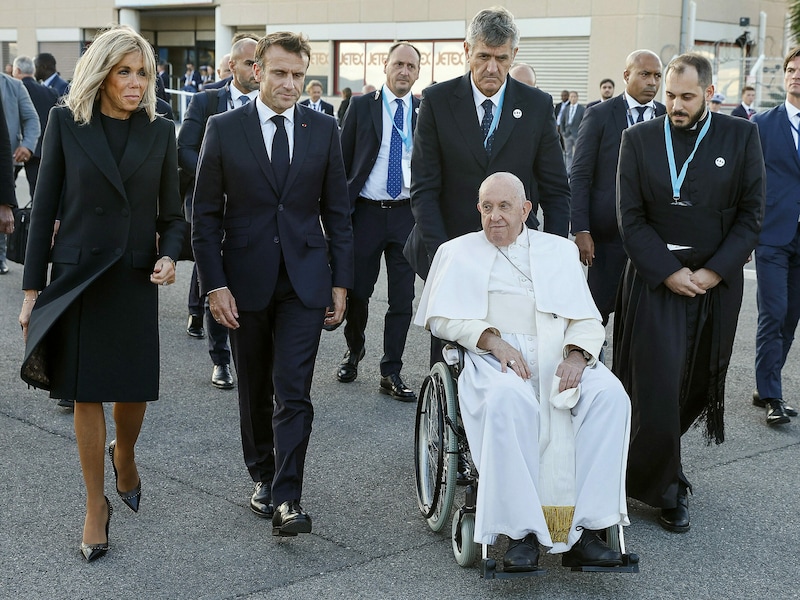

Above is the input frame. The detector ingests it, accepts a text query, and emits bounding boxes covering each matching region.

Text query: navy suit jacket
[339,89,419,206]
[202,76,232,91]
[570,94,666,240]
[46,74,68,97]
[559,103,585,139]
[752,104,800,246]
[192,102,354,311]
[411,73,570,258]
[21,77,58,157]
[731,104,753,119]
[299,98,335,117]
[178,87,231,178]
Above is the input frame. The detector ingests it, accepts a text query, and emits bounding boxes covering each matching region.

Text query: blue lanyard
[483,86,506,149]
[664,112,713,202]
[381,90,413,152]
[789,113,800,148]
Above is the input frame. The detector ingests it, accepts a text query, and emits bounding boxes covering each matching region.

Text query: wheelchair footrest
[568,553,640,573]
[480,558,547,579]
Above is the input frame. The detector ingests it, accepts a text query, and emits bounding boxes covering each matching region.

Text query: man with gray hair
[416,171,630,571]
[411,5,569,364]
[12,55,58,196]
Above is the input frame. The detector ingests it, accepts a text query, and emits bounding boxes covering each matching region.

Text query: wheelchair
[413,343,639,578]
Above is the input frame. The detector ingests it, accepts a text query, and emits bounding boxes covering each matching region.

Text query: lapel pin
[513,108,522,119]
[715,157,725,167]
[374,90,380,100]
[301,123,308,128]
[415,107,419,114]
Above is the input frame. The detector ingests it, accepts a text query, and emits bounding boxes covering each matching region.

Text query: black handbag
[7,203,31,264]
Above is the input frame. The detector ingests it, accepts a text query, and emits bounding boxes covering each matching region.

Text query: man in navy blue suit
[34,53,68,97]
[178,37,260,391]
[299,79,334,116]
[570,49,664,325]
[192,31,353,536]
[751,47,800,426]
[334,42,420,401]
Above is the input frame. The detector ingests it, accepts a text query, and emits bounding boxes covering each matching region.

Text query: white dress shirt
[255,97,296,161]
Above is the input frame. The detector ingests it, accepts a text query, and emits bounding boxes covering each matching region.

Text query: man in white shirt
[415,172,631,572]
[299,80,334,116]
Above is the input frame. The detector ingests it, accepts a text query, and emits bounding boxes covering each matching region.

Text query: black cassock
[613,112,764,508]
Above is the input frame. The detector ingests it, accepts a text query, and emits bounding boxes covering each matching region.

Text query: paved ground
[1,177,799,599]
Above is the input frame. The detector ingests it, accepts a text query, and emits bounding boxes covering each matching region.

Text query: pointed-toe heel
[80,496,112,562]
[109,440,142,513]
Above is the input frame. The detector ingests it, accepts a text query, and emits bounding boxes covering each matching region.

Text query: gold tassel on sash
[542,505,575,544]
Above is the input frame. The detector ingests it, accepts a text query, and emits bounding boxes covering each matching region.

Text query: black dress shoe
[212,364,234,389]
[336,348,365,383]
[659,490,690,532]
[379,373,416,402]
[250,481,274,518]
[80,496,112,562]
[272,500,312,536]
[109,440,141,513]
[503,533,540,572]
[186,314,205,338]
[754,391,797,417]
[562,529,623,567]
[766,399,791,426]
[57,398,75,409]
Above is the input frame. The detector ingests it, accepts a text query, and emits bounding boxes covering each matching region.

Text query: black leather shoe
[379,373,416,402]
[109,440,141,513]
[250,481,274,518]
[80,496,112,562]
[503,533,539,572]
[562,529,623,567]
[659,490,690,532]
[766,399,791,426]
[272,500,312,536]
[754,391,797,417]
[336,348,365,383]
[211,364,234,389]
[57,398,75,409]
[186,314,205,338]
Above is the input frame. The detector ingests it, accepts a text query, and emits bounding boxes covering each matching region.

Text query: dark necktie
[271,115,289,195]
[387,99,404,199]
[240,96,250,106]
[635,106,647,123]
[748,107,755,119]
[481,99,494,156]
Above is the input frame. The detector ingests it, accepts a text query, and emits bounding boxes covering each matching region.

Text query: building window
[335,40,465,95]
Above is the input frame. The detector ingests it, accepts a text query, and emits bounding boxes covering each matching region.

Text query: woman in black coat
[18,25,187,561]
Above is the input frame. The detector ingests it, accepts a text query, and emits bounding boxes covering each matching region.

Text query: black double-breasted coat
[21,106,187,401]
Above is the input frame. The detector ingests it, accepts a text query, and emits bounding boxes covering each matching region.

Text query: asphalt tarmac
[1,178,798,599]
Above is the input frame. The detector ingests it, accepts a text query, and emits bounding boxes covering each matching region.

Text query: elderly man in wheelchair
[414,172,632,573]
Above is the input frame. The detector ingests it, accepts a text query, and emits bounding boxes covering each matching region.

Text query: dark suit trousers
[343,200,415,376]
[755,225,800,399]
[230,261,324,506]
[587,240,628,326]
[15,159,40,197]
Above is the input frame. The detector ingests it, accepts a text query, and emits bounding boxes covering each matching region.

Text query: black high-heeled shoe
[80,496,112,562]
[109,440,141,513]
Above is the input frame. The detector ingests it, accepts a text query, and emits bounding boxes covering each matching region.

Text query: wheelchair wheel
[452,511,479,567]
[414,362,459,533]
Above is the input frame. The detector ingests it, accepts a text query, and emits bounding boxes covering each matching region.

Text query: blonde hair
[67,25,157,125]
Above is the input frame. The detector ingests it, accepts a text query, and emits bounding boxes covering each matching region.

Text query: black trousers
[188,263,231,365]
[343,200,415,376]
[229,261,324,506]
[587,239,628,326]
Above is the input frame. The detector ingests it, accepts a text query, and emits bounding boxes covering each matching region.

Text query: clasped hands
[664,267,721,297]
[478,330,586,392]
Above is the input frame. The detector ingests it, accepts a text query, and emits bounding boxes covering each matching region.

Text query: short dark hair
[783,46,800,72]
[665,53,713,90]
[387,41,421,65]
[34,52,57,71]
[741,85,755,95]
[232,31,262,44]
[255,32,312,69]
[600,78,615,87]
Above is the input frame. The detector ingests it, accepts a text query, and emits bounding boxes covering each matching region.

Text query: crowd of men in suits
[2,5,799,554]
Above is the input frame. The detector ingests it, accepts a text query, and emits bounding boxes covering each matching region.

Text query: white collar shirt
[624,91,656,124]
[255,97,295,160]
[471,76,507,128]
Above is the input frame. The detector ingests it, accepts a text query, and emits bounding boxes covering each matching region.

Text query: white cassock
[415,228,630,552]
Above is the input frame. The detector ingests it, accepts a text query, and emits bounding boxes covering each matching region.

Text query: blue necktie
[635,106,647,123]
[387,99,404,199]
[481,99,494,156]
[271,116,289,195]
[240,96,250,106]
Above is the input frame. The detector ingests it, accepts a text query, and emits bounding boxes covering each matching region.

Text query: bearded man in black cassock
[613,53,764,533]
